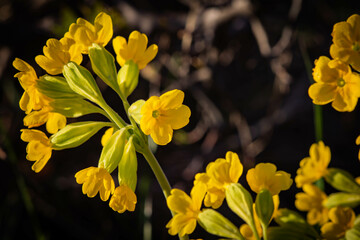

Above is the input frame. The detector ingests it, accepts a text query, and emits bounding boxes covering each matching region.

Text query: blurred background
[1,0,360,239]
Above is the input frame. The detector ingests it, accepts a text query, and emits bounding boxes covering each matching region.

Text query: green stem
[249,219,261,240]
[261,222,268,240]
[141,146,189,240]
[98,100,127,128]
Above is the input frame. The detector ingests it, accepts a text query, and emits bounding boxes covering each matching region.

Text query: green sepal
[50,121,112,150]
[117,60,139,98]
[98,128,127,173]
[346,224,360,240]
[118,137,138,191]
[268,226,316,240]
[63,61,104,105]
[37,75,79,99]
[50,98,104,118]
[128,99,145,124]
[255,189,274,227]
[225,183,254,226]
[325,192,360,208]
[198,209,244,240]
[88,43,120,95]
[324,168,360,194]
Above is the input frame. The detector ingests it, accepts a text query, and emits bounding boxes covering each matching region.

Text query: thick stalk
[98,100,127,128]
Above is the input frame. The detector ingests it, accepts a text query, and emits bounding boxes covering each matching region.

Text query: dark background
[1,0,360,239]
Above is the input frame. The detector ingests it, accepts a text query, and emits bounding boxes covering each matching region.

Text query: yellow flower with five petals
[140,89,191,145]
[109,185,137,213]
[321,206,355,240]
[309,56,360,112]
[330,14,360,72]
[113,30,158,69]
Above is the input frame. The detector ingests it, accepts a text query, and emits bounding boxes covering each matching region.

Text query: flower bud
[128,99,145,124]
[37,75,79,99]
[51,121,112,150]
[98,128,127,173]
[198,209,244,240]
[63,61,104,105]
[118,137,138,191]
[325,192,360,208]
[325,168,360,194]
[50,98,104,118]
[117,60,139,98]
[255,189,274,227]
[88,43,119,94]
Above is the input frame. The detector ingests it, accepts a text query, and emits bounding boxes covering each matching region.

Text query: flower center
[353,42,360,52]
[337,78,346,87]
[152,110,160,118]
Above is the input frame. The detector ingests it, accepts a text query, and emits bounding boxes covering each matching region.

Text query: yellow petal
[46,112,66,134]
[347,14,360,41]
[165,105,191,130]
[137,44,158,69]
[150,124,173,145]
[159,89,185,110]
[227,151,243,183]
[20,129,49,144]
[94,12,113,46]
[332,22,353,48]
[167,189,193,214]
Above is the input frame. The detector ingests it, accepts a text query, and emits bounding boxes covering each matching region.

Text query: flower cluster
[308,14,360,112]
[16,12,190,214]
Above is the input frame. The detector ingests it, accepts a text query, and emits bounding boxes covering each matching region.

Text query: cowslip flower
[246,163,292,196]
[20,129,52,173]
[356,135,360,160]
[35,37,83,75]
[23,106,66,134]
[75,167,115,201]
[166,182,206,237]
[309,56,360,112]
[140,89,191,145]
[109,185,137,213]
[330,14,360,72]
[66,12,113,54]
[295,141,330,188]
[113,30,158,69]
[13,58,49,114]
[321,207,355,240]
[295,184,328,225]
[196,151,243,209]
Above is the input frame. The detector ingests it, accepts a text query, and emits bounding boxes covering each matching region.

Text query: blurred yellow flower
[195,151,243,209]
[35,37,83,75]
[13,58,49,114]
[321,207,355,240]
[20,129,52,173]
[113,30,158,69]
[75,167,115,201]
[109,185,137,213]
[309,56,360,112]
[140,89,191,145]
[166,182,206,237]
[23,106,67,134]
[295,141,330,188]
[330,14,360,72]
[66,12,113,54]
[246,163,292,196]
[356,135,360,160]
[295,184,328,225]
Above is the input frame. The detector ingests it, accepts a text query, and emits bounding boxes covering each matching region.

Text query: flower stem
[261,223,268,240]
[98,100,127,128]
[141,146,189,240]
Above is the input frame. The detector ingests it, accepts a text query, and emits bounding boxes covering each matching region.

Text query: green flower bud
[98,128,127,173]
[117,60,139,98]
[325,168,360,194]
[63,62,104,105]
[325,192,360,208]
[37,75,79,99]
[128,99,145,124]
[118,137,138,191]
[198,209,244,240]
[50,98,104,118]
[51,121,112,150]
[88,43,120,94]
[225,183,254,226]
[255,189,274,227]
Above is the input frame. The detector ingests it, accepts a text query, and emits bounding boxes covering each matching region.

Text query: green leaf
[325,192,360,208]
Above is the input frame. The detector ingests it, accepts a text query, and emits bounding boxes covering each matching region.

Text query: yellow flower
[13,58,49,114]
[66,12,113,54]
[196,151,243,209]
[321,207,355,240]
[140,89,191,145]
[75,167,115,201]
[295,184,328,225]
[309,56,360,112]
[23,106,67,134]
[20,129,52,173]
[246,163,292,196]
[295,141,330,188]
[109,185,137,213]
[240,195,280,240]
[113,30,158,69]
[330,14,360,72]
[101,127,114,146]
[35,37,83,75]
[166,182,206,237]
[356,135,360,161]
